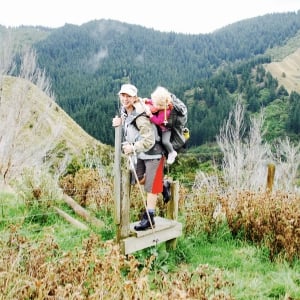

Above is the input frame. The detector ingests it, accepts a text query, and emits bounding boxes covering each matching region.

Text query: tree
[217,100,300,193]
[0,43,59,183]
[217,100,270,192]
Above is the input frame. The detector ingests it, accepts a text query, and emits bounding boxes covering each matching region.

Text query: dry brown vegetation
[2,172,300,299]
[0,229,234,299]
[59,168,113,209]
[219,190,300,262]
[183,181,300,264]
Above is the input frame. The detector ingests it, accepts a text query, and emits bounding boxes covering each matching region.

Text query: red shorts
[136,157,164,193]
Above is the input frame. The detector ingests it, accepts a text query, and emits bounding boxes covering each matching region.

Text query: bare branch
[217,100,270,192]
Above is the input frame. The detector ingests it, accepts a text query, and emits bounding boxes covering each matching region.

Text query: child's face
[153,99,167,110]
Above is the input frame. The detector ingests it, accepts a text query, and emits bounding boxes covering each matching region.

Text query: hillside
[0,75,106,183]
[1,12,300,147]
[264,48,300,94]
[31,12,300,145]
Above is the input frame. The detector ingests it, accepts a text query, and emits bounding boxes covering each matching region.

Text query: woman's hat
[118,84,138,97]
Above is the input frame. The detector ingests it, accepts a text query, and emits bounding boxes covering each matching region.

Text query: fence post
[119,168,131,241]
[113,125,121,226]
[266,163,275,192]
[166,180,179,250]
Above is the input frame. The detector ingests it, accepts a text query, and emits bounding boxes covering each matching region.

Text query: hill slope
[264,48,300,94]
[1,13,300,147]
[0,75,104,183]
[32,13,300,145]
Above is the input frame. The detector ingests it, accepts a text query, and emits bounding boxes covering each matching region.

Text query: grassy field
[1,188,300,300]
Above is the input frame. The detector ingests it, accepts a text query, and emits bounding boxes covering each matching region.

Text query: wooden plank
[122,218,182,254]
[53,207,88,230]
[129,216,178,237]
[166,181,179,220]
[62,194,104,228]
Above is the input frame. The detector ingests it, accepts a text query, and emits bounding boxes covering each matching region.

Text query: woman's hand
[122,142,135,155]
[112,116,122,127]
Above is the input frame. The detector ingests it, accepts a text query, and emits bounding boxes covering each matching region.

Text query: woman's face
[119,93,135,110]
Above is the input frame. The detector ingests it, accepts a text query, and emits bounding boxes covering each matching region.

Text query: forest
[16,11,299,148]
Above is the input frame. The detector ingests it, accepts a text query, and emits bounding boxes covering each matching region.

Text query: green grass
[130,222,300,299]
[1,191,300,299]
[157,230,300,299]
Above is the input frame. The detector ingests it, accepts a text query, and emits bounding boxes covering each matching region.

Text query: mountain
[1,12,300,147]
[0,75,107,182]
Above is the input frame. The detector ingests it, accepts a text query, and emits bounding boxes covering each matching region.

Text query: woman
[112,83,165,231]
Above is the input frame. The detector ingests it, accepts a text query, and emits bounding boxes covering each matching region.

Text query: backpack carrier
[164,94,189,152]
[137,95,189,154]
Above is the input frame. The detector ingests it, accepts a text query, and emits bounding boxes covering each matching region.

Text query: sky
[1,0,299,34]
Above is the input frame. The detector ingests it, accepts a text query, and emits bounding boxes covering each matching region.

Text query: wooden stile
[113,125,182,254]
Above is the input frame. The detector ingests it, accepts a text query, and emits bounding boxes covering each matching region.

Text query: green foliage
[65,156,84,175]
[0,192,24,229]
[167,143,222,184]
[12,168,63,225]
[263,98,289,141]
[287,91,300,135]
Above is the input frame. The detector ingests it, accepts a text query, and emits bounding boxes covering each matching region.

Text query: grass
[173,233,300,299]
[1,191,300,299]
[138,219,300,299]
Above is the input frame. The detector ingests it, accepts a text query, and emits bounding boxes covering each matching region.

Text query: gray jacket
[122,100,163,160]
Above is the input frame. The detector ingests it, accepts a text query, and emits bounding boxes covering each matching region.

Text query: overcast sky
[1,0,299,34]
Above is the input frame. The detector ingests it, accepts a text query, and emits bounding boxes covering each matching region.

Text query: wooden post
[166,180,179,250]
[114,125,121,225]
[113,121,131,246]
[118,167,131,241]
[266,163,275,192]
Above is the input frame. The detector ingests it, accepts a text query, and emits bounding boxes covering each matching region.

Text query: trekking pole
[124,146,158,243]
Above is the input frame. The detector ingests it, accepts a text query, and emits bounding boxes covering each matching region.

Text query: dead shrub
[219,190,300,261]
[59,168,113,210]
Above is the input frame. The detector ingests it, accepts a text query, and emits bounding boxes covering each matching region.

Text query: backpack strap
[130,109,165,156]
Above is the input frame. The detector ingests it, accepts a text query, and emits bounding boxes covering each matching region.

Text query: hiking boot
[134,211,155,231]
[162,179,171,203]
[167,151,177,164]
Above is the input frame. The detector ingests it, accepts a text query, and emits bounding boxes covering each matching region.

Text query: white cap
[118,84,138,97]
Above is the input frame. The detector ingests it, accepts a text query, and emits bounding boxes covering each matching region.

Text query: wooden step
[121,217,182,254]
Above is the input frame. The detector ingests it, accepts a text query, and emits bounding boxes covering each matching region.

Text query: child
[145,86,177,165]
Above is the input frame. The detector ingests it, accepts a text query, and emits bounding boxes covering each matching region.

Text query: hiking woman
[112,83,165,231]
